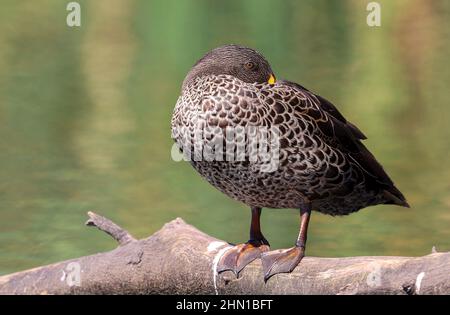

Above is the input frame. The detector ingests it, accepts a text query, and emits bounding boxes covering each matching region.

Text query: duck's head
[182,44,276,89]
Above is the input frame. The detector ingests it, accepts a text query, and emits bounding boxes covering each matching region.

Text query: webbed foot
[261,246,305,281]
[217,239,270,277]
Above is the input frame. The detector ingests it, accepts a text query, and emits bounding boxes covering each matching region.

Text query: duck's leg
[261,203,311,281]
[217,207,270,276]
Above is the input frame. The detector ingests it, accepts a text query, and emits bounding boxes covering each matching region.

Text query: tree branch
[85,211,136,246]
[0,213,448,295]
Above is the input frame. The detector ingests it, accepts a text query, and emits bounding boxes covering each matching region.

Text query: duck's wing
[279,80,367,141]
[275,80,408,207]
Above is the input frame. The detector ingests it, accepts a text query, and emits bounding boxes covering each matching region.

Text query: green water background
[0,0,449,275]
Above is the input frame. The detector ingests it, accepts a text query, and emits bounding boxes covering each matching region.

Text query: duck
[171,44,409,281]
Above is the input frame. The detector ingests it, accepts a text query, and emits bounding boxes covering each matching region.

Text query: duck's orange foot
[261,246,305,282]
[217,240,270,277]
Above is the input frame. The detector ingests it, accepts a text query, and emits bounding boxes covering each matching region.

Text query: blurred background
[0,0,449,275]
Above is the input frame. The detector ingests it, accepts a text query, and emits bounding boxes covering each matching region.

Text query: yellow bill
[268,74,276,84]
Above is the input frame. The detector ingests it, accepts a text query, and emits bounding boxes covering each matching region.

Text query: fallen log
[0,212,448,295]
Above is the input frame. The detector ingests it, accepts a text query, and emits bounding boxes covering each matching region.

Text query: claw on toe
[217,242,270,277]
[261,246,305,282]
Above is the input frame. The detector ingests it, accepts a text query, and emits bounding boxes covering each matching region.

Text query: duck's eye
[244,61,256,70]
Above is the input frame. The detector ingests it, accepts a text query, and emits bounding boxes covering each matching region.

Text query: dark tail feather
[349,141,409,208]
[383,188,410,208]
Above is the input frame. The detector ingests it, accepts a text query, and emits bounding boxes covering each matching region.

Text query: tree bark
[0,212,448,295]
